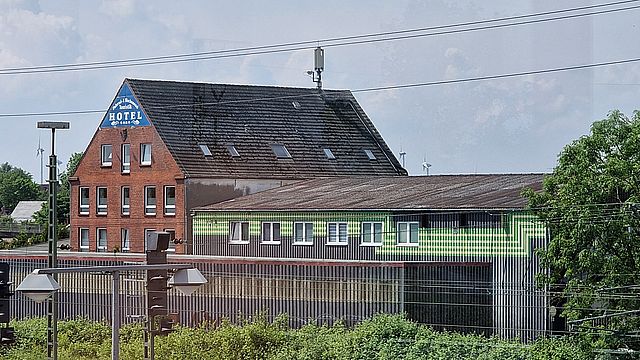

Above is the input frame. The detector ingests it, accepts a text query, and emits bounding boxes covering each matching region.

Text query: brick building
[70,78,406,253]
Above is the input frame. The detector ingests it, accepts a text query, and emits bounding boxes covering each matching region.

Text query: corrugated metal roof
[195,174,545,211]
[10,201,45,222]
[126,79,407,178]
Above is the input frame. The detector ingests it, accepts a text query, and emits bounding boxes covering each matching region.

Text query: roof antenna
[306,46,324,89]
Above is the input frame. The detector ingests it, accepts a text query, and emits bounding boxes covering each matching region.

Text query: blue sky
[1,0,639,181]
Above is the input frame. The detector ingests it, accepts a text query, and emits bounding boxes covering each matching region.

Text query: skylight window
[292,101,301,109]
[364,149,376,160]
[226,144,240,157]
[199,144,212,157]
[323,148,336,160]
[271,144,291,159]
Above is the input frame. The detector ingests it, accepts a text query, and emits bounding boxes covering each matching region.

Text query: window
[229,221,250,243]
[144,229,156,251]
[261,222,281,243]
[101,144,112,166]
[361,222,383,245]
[97,187,107,215]
[140,143,152,165]
[397,222,419,245]
[327,222,348,244]
[97,228,107,252]
[164,186,176,215]
[226,144,240,157]
[323,148,336,160]
[164,229,176,252]
[199,144,212,157]
[144,186,156,215]
[79,187,89,214]
[364,149,376,160]
[79,228,89,251]
[121,228,130,252]
[293,222,313,244]
[121,186,130,215]
[121,144,130,173]
[271,144,291,159]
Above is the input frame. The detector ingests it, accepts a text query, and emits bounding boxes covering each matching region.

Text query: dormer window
[199,144,212,157]
[364,149,376,160]
[323,148,336,160]
[226,144,240,157]
[271,144,291,159]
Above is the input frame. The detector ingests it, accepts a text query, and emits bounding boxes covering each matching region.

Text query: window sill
[121,213,130,217]
[144,213,157,217]
[261,241,281,245]
[229,241,249,245]
[96,212,108,216]
[396,243,419,247]
[101,163,112,168]
[360,243,383,247]
[79,212,90,216]
[292,242,313,246]
[163,213,176,217]
[121,171,130,175]
[326,242,348,246]
[140,163,151,167]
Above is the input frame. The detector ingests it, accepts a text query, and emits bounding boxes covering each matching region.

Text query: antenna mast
[308,46,324,89]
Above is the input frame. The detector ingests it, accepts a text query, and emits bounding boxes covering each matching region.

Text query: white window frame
[121,228,130,252]
[164,228,176,253]
[79,228,89,251]
[121,186,130,215]
[261,222,281,244]
[79,187,89,215]
[144,228,156,252]
[121,143,131,173]
[144,186,156,215]
[101,144,112,167]
[97,187,108,215]
[97,228,107,252]
[327,222,348,245]
[140,143,152,166]
[164,186,176,215]
[293,222,313,245]
[361,222,384,246]
[229,221,250,244]
[397,221,419,246]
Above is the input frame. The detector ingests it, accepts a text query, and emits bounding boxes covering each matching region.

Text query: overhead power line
[0,0,638,75]
[1,56,639,118]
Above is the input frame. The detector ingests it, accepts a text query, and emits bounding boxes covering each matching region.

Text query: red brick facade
[70,125,185,253]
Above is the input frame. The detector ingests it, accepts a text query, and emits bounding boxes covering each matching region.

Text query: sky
[1,0,639,181]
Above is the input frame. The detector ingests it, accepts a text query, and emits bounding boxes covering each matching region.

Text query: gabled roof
[194,174,544,212]
[125,79,407,178]
[10,201,45,222]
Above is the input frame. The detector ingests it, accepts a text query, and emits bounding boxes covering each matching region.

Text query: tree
[0,163,43,213]
[33,152,83,225]
[524,110,640,348]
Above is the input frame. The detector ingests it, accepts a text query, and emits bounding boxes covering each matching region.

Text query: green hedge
[0,315,595,360]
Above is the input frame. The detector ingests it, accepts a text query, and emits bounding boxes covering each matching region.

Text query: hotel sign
[100,83,150,128]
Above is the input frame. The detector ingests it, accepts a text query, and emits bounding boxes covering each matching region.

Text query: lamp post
[16,264,207,360]
[36,121,69,360]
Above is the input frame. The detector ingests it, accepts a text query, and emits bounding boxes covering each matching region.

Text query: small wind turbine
[36,135,45,184]
[422,154,432,176]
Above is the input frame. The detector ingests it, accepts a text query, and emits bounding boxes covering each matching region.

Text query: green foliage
[1,315,594,360]
[524,110,640,349]
[0,162,43,213]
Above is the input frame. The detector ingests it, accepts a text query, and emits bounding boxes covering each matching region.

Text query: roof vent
[198,144,212,157]
[292,101,301,109]
[271,144,292,159]
[364,149,376,160]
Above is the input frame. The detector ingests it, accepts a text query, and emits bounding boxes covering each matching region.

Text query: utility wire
[0,0,638,75]
[2,56,640,118]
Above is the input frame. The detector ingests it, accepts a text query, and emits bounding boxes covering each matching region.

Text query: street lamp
[16,264,207,360]
[37,121,69,360]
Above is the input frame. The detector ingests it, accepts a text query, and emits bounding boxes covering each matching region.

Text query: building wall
[71,126,185,253]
